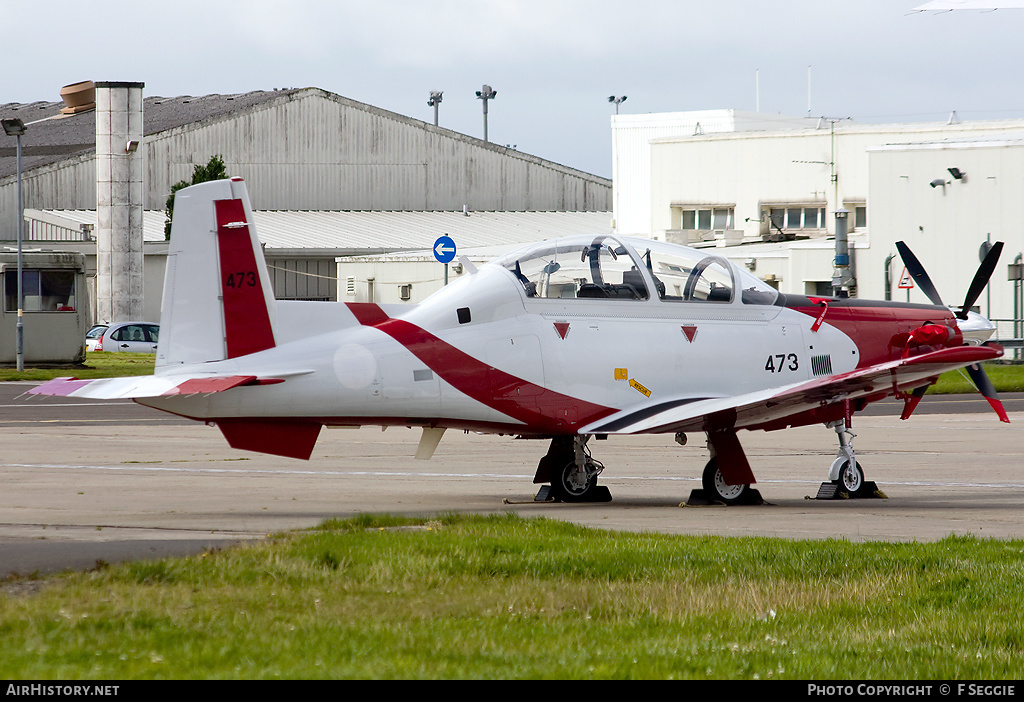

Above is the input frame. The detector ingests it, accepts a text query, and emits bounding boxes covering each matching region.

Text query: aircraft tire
[835,459,865,496]
[551,460,599,503]
[701,458,751,506]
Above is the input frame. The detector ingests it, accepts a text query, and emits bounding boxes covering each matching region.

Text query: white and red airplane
[30,178,1009,504]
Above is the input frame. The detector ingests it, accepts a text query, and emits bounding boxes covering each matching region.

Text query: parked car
[90,322,159,353]
[85,324,108,352]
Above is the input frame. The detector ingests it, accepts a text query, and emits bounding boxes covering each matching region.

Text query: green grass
[3,514,1024,679]
[0,352,155,382]
[928,362,1024,394]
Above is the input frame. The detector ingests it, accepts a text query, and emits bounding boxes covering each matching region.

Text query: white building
[612,110,1024,338]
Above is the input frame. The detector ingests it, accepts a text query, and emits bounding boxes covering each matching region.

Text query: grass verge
[927,362,1024,394]
[3,513,1024,679]
[0,353,155,382]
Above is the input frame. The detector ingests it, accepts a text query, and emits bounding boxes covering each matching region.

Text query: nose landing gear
[815,420,883,500]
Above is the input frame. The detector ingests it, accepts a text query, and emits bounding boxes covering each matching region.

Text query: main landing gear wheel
[701,458,752,506]
[551,459,601,503]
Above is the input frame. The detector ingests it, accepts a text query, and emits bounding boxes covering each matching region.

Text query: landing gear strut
[533,435,612,503]
[815,420,881,499]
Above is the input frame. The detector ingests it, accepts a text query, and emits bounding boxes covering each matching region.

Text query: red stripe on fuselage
[347,303,616,434]
[215,198,276,359]
[791,297,957,368]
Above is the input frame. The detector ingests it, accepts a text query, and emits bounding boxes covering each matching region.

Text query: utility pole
[2,118,27,371]
[476,84,496,142]
[427,91,443,126]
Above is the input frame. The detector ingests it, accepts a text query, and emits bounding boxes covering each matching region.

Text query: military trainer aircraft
[31,178,1009,504]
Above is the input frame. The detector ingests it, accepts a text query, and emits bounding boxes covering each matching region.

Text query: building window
[853,204,867,230]
[4,269,77,312]
[768,205,826,233]
[678,206,734,231]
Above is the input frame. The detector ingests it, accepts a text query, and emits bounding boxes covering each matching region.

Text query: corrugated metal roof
[1,89,300,180]
[34,209,614,254]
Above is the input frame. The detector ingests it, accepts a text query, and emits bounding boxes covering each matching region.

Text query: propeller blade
[895,241,945,307]
[965,363,1010,423]
[957,241,1004,320]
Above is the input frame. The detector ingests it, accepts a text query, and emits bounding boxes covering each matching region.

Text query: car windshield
[86,326,107,339]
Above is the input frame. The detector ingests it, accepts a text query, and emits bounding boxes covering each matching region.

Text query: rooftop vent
[59,80,96,114]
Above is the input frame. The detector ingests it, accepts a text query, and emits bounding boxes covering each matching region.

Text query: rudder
[157,178,276,369]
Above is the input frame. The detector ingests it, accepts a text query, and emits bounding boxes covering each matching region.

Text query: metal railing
[991,318,1024,361]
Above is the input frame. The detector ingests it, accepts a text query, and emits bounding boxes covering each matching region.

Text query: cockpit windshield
[494,236,779,306]
[496,236,649,300]
[639,240,779,306]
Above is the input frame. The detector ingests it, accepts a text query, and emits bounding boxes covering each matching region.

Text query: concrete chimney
[95,81,145,324]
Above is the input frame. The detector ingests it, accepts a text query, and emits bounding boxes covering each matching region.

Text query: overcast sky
[5,1,1023,177]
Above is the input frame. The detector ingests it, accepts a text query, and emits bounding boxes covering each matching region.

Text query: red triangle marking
[554,322,570,340]
[681,325,697,343]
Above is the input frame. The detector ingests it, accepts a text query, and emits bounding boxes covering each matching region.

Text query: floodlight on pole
[2,117,26,371]
[427,91,443,126]
[608,95,627,115]
[475,84,496,142]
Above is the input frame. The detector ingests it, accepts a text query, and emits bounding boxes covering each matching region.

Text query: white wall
[866,140,1024,323]
[611,110,817,236]
[626,115,1024,309]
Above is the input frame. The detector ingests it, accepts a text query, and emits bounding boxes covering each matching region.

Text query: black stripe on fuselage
[776,293,945,313]
[588,397,715,433]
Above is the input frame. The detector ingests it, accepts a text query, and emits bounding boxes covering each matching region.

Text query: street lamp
[427,91,443,126]
[2,117,26,371]
[475,84,496,142]
[608,95,627,114]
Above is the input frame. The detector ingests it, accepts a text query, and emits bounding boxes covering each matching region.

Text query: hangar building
[1,83,612,323]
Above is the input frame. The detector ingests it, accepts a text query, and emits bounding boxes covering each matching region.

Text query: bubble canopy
[492,235,778,306]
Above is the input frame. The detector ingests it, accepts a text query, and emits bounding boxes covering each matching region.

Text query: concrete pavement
[2,397,1023,577]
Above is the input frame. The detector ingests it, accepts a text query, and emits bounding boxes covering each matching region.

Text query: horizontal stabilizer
[28,372,305,400]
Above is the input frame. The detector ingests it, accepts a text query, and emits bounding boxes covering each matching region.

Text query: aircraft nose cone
[956,309,997,346]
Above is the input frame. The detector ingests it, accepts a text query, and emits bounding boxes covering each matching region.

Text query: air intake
[811,354,833,377]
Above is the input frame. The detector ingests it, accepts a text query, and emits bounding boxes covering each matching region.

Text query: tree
[164,155,228,239]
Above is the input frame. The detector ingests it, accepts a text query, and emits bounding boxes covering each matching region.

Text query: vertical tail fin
[157,177,277,369]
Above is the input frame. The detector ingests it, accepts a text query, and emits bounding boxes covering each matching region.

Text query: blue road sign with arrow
[433,235,457,264]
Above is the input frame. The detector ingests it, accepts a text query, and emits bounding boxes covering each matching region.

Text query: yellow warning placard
[629,378,651,397]
[614,368,628,380]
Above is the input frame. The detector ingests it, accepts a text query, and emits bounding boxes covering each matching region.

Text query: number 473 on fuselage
[30,178,1009,505]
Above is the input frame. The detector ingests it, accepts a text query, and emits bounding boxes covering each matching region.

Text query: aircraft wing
[26,371,311,400]
[582,345,1004,436]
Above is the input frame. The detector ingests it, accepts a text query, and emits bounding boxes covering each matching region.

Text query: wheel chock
[534,485,613,503]
[685,488,764,506]
[812,480,886,500]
